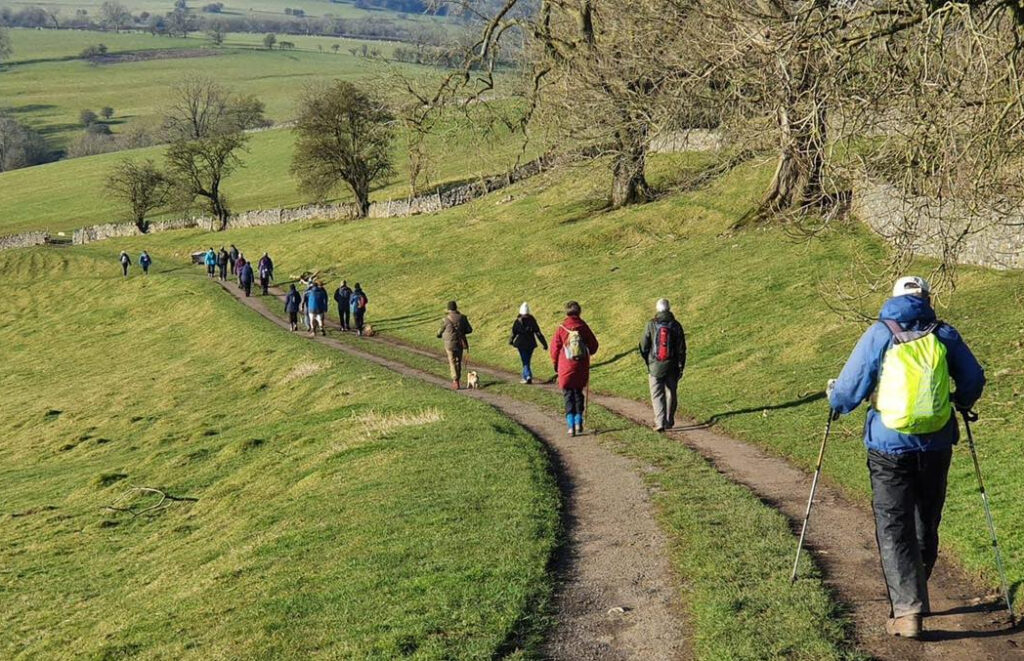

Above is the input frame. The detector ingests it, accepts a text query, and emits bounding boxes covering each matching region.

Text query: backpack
[561,325,587,361]
[654,322,673,362]
[874,320,952,434]
[350,293,366,312]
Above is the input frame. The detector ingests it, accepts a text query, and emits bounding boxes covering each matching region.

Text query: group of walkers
[202,245,275,298]
[118,251,152,277]
[182,244,989,640]
[284,279,369,337]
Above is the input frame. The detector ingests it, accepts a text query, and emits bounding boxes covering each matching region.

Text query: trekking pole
[961,409,1015,625]
[790,407,835,582]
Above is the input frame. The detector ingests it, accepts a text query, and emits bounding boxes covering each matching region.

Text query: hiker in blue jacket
[139,251,152,275]
[315,283,328,336]
[305,282,326,336]
[204,247,217,278]
[239,261,254,297]
[828,276,985,639]
[349,284,368,336]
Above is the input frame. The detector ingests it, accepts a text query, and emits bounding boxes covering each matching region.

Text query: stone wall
[650,129,723,154]
[0,231,49,251]
[46,153,558,250]
[852,180,1024,271]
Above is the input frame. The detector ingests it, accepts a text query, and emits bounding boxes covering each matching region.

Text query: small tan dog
[362,324,376,337]
[466,371,480,389]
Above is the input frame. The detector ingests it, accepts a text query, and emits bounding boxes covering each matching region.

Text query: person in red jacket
[550,300,599,436]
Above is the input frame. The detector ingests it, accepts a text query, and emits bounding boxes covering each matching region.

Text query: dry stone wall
[0,231,49,251]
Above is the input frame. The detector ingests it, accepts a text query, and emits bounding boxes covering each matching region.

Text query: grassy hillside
[1,28,426,148]
[0,116,537,236]
[113,151,1024,601]
[0,246,558,658]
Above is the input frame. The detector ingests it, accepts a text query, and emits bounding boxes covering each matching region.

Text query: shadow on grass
[592,347,638,369]
[700,392,827,426]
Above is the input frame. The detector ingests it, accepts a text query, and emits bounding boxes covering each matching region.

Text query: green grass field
[2,27,426,149]
[93,151,1024,608]
[0,246,559,658]
[0,115,539,236]
[0,0,447,22]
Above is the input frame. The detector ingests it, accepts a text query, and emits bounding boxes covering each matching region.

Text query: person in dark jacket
[509,302,547,384]
[639,298,687,432]
[284,284,301,331]
[239,261,254,297]
[257,252,274,295]
[314,283,328,336]
[139,251,152,275]
[217,247,229,280]
[350,284,368,336]
[437,300,474,389]
[334,281,353,331]
[829,276,985,639]
[119,251,131,277]
[235,254,247,289]
[228,244,239,275]
[550,301,599,436]
[204,247,217,278]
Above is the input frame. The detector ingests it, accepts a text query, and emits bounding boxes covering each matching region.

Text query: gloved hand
[826,378,837,399]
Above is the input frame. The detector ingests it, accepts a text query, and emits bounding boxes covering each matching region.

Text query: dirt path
[347,326,1023,660]
[220,282,689,660]
[237,282,1024,659]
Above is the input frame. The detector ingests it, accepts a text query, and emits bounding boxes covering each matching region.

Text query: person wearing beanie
[509,302,547,384]
[550,301,599,436]
[334,280,353,331]
[437,300,473,389]
[284,284,301,331]
[349,283,368,336]
[828,276,985,639]
[639,298,687,432]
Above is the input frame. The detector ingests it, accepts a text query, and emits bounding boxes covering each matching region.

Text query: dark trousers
[517,346,534,381]
[354,310,365,333]
[563,389,586,416]
[243,281,252,297]
[121,263,129,276]
[260,275,269,295]
[339,306,350,330]
[228,258,235,275]
[142,264,149,274]
[218,263,227,280]
[868,447,952,618]
[288,311,298,328]
[207,264,215,277]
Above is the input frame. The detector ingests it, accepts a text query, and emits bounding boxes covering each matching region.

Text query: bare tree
[162,76,266,140]
[165,132,247,229]
[106,159,171,232]
[291,80,395,217]
[99,1,131,32]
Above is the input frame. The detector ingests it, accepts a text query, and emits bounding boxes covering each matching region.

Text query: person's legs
[122,263,128,277]
[446,349,463,387]
[649,374,667,429]
[317,314,325,335]
[664,371,679,428]
[355,311,364,335]
[915,448,952,589]
[260,276,268,295]
[244,282,251,297]
[869,450,928,620]
[563,389,579,433]
[289,311,297,331]
[340,307,349,330]
[518,346,534,383]
[574,389,586,433]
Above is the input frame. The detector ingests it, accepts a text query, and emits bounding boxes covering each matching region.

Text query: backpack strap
[882,319,940,345]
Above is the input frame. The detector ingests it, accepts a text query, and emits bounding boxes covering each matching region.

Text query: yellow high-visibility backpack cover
[875,320,952,434]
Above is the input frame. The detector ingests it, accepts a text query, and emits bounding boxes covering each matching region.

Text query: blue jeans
[517,346,534,381]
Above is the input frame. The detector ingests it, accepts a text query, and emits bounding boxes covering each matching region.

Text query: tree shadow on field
[1,103,58,115]
[699,392,826,426]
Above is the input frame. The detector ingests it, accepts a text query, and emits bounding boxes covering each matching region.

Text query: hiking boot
[526,377,532,384]
[519,379,529,384]
[885,614,921,639]
[451,380,459,390]
[653,425,665,433]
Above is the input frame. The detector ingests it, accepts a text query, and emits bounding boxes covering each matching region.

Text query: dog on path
[466,371,480,389]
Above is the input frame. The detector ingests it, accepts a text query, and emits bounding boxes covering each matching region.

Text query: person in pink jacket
[550,301,599,436]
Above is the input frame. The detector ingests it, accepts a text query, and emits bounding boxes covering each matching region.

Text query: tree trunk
[743,100,827,225]
[610,125,651,208]
[354,179,371,218]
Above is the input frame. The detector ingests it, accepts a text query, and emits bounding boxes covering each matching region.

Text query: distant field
[1,28,426,148]
[0,0,446,22]
[0,117,540,235]
[0,246,558,658]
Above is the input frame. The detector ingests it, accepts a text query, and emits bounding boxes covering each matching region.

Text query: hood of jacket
[879,295,936,329]
[560,314,585,330]
[654,311,676,324]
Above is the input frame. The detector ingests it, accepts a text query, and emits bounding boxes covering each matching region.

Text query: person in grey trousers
[639,298,687,432]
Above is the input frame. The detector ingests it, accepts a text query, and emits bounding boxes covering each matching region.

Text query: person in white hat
[509,302,547,384]
[827,275,985,639]
[638,298,687,432]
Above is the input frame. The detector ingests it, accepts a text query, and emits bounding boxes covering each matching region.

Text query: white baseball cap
[519,302,530,315]
[892,276,930,297]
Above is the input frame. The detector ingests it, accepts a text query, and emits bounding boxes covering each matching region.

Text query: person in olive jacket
[437,300,473,389]
[639,298,687,432]
[509,302,548,384]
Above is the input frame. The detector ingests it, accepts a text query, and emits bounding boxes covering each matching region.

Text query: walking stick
[791,407,835,582]
[961,409,1015,625]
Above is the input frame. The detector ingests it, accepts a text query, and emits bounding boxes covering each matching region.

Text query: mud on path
[220,282,689,660]
[235,282,1024,659]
